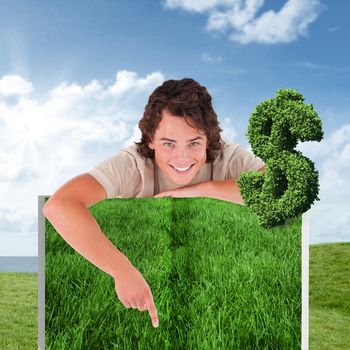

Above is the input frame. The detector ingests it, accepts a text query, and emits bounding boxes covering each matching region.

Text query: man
[43,78,265,329]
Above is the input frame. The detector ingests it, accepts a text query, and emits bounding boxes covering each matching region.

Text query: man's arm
[154,165,266,205]
[43,173,159,327]
[43,173,130,276]
[155,179,245,204]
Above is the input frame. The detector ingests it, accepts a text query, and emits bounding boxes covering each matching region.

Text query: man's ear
[148,138,155,150]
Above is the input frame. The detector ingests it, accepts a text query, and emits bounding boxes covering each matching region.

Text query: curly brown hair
[135,78,223,162]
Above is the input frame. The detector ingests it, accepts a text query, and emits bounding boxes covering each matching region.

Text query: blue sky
[0,0,349,255]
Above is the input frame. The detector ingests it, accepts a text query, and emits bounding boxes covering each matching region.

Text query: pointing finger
[147,299,159,328]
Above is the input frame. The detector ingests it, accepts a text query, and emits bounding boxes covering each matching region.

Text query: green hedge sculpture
[237,89,324,228]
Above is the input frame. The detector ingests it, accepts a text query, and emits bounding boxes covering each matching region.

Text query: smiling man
[43,78,265,330]
[150,111,207,186]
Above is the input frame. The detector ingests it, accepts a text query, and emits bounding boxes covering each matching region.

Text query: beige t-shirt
[88,140,265,199]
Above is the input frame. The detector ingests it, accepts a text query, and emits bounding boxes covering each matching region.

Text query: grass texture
[309,242,350,350]
[45,197,302,349]
[0,272,37,350]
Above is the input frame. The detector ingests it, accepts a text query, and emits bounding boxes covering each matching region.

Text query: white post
[302,211,309,350]
[38,195,47,350]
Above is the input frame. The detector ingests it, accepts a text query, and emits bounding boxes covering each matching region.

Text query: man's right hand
[114,262,159,328]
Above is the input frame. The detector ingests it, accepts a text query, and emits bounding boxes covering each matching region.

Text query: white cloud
[165,0,234,12]
[207,0,264,31]
[297,61,350,73]
[221,117,237,142]
[328,124,350,148]
[0,70,165,255]
[0,208,22,232]
[297,124,350,243]
[0,232,37,256]
[0,74,33,96]
[107,70,164,95]
[201,52,223,63]
[297,61,330,70]
[327,26,338,32]
[165,0,325,44]
[339,143,350,165]
[122,123,142,148]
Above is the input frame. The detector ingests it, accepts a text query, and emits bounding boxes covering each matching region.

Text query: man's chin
[168,174,194,186]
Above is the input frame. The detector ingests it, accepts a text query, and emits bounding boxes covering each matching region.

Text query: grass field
[0,272,37,350]
[45,197,302,349]
[309,242,350,350]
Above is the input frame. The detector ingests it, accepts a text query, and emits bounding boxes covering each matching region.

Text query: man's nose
[174,146,190,160]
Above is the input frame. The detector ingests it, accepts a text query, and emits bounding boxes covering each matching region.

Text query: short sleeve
[88,151,142,199]
[226,145,265,180]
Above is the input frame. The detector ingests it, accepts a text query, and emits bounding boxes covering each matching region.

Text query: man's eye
[190,142,200,147]
[163,142,174,148]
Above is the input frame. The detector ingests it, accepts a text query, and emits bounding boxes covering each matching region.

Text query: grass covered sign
[45,197,302,349]
[238,89,324,228]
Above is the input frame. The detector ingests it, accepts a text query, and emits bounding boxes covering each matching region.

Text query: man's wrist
[179,182,209,197]
[108,250,132,279]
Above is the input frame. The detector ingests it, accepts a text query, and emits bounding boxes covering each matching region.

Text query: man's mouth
[169,163,195,174]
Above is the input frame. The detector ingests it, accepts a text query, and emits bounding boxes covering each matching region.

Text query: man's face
[148,109,208,186]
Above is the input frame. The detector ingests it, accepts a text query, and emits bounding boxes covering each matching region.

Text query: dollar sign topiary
[237,88,324,228]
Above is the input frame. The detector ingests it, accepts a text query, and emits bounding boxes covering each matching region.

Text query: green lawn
[0,272,37,350]
[309,242,350,350]
[46,197,302,349]
[0,210,347,349]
